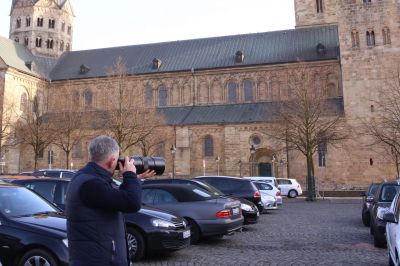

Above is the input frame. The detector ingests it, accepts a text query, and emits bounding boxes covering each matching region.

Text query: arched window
[145,86,153,106]
[243,79,254,102]
[67,26,72,35]
[46,39,53,49]
[16,18,21,28]
[60,41,64,51]
[66,43,70,51]
[61,22,65,32]
[37,17,43,27]
[318,141,327,167]
[20,93,27,111]
[35,37,42,47]
[26,16,31,27]
[204,135,214,157]
[316,0,323,13]
[227,81,237,103]
[72,142,83,158]
[48,19,55,29]
[383,27,391,45]
[366,30,375,46]
[24,37,28,46]
[351,30,360,48]
[83,89,93,107]
[14,37,19,43]
[158,85,167,107]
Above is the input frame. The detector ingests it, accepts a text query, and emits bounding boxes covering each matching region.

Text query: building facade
[0,0,399,189]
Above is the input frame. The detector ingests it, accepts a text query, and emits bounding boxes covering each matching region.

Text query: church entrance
[258,163,272,176]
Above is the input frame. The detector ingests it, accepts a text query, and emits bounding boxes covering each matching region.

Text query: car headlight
[151,219,176,229]
[377,206,390,220]
[62,238,68,247]
[241,203,253,212]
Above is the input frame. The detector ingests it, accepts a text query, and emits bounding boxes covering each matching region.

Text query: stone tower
[9,0,74,58]
[295,0,400,180]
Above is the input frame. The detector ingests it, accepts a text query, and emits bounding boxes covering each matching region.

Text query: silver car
[142,183,243,244]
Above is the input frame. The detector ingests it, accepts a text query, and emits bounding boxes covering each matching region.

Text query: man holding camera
[66,135,152,266]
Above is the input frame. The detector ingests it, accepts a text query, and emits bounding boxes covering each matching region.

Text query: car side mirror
[366,196,374,203]
[383,212,398,224]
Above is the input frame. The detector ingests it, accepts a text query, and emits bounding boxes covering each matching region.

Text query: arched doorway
[250,148,275,177]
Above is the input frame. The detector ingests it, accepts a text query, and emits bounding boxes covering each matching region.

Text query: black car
[369,180,400,248]
[0,182,69,266]
[195,176,264,212]
[30,169,76,178]
[361,182,379,226]
[143,178,259,224]
[9,177,190,261]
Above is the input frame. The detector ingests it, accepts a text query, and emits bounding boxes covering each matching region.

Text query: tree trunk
[66,150,70,169]
[306,152,316,201]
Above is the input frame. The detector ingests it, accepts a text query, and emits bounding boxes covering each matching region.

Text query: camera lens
[116,156,165,175]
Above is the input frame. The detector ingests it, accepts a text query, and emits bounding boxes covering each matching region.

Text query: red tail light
[276,191,281,196]
[216,209,232,219]
[254,191,261,198]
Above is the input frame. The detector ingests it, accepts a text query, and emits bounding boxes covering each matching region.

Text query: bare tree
[137,126,173,156]
[104,57,168,154]
[269,66,348,201]
[0,101,18,161]
[15,92,54,170]
[361,67,400,178]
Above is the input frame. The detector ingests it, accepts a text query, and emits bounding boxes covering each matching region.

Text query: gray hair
[88,135,120,163]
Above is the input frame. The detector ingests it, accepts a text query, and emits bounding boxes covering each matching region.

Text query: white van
[243,176,279,188]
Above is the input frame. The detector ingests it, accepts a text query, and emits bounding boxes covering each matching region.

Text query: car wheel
[127,227,145,262]
[362,210,370,226]
[288,190,298,198]
[185,218,201,244]
[373,231,386,248]
[18,248,57,266]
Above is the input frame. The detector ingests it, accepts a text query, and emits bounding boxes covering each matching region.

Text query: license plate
[232,207,240,215]
[182,230,191,239]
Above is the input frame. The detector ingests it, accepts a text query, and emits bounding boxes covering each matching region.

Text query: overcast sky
[0,0,295,51]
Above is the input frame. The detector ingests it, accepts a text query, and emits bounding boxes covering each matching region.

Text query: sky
[0,0,295,51]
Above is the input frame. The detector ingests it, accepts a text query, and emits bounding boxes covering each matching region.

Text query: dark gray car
[142,183,243,244]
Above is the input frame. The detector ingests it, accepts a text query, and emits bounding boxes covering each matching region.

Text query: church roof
[50,25,340,81]
[0,36,58,79]
[12,0,68,8]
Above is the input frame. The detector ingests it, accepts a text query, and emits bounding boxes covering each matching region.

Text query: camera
[116,156,165,176]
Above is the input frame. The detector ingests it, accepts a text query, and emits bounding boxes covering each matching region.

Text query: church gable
[34,0,61,9]
[60,0,75,16]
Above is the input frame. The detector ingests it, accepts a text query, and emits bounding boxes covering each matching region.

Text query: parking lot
[137,198,386,265]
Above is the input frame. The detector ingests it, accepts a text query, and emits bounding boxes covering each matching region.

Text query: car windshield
[368,184,379,196]
[379,185,400,202]
[0,187,58,218]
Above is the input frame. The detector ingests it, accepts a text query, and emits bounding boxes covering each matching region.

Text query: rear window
[200,177,253,193]
[379,185,400,202]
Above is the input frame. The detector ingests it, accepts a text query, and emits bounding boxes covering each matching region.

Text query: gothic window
[227,81,238,103]
[26,16,31,27]
[66,43,71,51]
[14,37,19,43]
[46,39,54,49]
[204,135,214,157]
[363,0,371,3]
[383,27,391,45]
[37,146,44,159]
[48,19,55,29]
[366,30,375,46]
[67,26,72,35]
[159,86,168,107]
[32,96,39,114]
[351,30,360,48]
[316,0,323,13]
[243,79,254,102]
[145,86,153,106]
[37,17,43,27]
[20,93,27,111]
[83,89,93,107]
[35,37,42,48]
[72,142,83,158]
[24,37,28,46]
[60,41,64,51]
[16,18,21,28]
[318,141,327,167]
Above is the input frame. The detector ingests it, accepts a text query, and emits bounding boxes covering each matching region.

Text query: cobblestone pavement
[137,198,386,266]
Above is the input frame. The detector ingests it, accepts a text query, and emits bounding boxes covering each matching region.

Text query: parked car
[361,182,380,226]
[0,181,69,266]
[383,191,400,266]
[31,169,76,178]
[252,181,283,205]
[276,178,303,198]
[142,183,243,244]
[370,181,400,248]
[195,176,264,212]
[243,176,279,188]
[142,178,260,224]
[260,193,278,211]
[7,177,190,261]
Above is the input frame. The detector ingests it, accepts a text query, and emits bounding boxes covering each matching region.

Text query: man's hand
[119,156,136,175]
[138,169,156,179]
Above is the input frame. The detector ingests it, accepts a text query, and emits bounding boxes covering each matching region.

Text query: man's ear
[106,157,115,169]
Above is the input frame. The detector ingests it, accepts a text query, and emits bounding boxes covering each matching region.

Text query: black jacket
[66,162,141,266]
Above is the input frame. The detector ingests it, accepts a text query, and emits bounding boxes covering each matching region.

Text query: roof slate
[50,25,340,81]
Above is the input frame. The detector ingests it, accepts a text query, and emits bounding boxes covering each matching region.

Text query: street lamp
[250,145,256,176]
[215,156,220,176]
[170,145,176,178]
[271,153,276,177]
